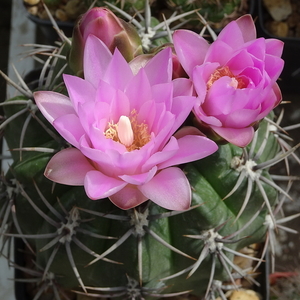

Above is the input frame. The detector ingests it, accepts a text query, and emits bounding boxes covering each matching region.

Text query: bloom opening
[104,110,151,151]
[206,66,246,90]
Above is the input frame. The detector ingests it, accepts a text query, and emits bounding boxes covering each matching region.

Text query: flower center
[207,66,246,89]
[104,110,151,151]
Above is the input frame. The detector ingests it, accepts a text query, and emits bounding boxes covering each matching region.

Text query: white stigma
[229,77,238,88]
[117,116,134,147]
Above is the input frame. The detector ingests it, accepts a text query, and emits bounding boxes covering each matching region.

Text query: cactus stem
[204,255,216,299]
[11,204,36,255]
[137,235,143,285]
[254,143,300,171]
[267,113,300,171]
[217,251,239,290]
[143,289,193,298]
[75,290,127,298]
[78,207,130,221]
[227,128,299,221]
[207,279,228,300]
[11,261,70,300]
[72,236,122,264]
[0,100,32,107]
[1,66,33,98]
[33,180,65,222]
[65,240,87,293]
[148,204,203,220]
[87,227,135,266]
[259,175,293,201]
[163,209,265,287]
[42,244,60,280]
[259,212,300,273]
[222,169,247,200]
[0,107,30,131]
[4,230,60,239]
[30,111,63,143]
[144,226,196,261]
[271,174,300,181]
[75,275,192,298]
[76,227,117,240]
[222,246,262,263]
[187,243,210,278]
[235,176,253,222]
[18,181,61,228]
[256,179,276,226]
[130,208,149,237]
[18,113,33,161]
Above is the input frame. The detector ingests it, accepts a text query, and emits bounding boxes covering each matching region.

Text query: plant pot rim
[257,0,300,43]
[27,12,74,28]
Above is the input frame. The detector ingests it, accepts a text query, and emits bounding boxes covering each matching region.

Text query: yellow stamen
[104,110,151,151]
[207,66,246,90]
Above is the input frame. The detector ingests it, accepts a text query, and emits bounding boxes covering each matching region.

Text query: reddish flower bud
[68,7,143,76]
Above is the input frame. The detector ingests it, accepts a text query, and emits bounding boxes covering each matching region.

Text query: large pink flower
[34,35,217,211]
[173,15,284,147]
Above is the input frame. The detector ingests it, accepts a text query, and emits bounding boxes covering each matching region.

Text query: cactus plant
[1,2,300,300]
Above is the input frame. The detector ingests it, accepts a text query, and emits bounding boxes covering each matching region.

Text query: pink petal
[152,82,173,109]
[144,47,172,85]
[194,109,222,127]
[84,170,127,200]
[139,167,191,210]
[218,15,256,49]
[172,78,194,97]
[63,74,96,113]
[34,91,75,124]
[104,48,133,90]
[45,148,94,185]
[212,126,254,147]
[226,49,255,74]
[192,63,219,102]
[171,95,196,132]
[202,77,239,115]
[109,186,148,209]
[265,39,284,57]
[141,136,179,172]
[125,68,152,110]
[84,35,112,88]
[119,166,157,185]
[264,54,284,82]
[158,135,218,169]
[173,29,209,76]
[221,108,260,128]
[235,14,256,42]
[204,40,233,66]
[53,114,85,148]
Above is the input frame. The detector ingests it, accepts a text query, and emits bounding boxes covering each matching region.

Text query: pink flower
[68,7,143,76]
[34,35,218,211]
[173,15,284,147]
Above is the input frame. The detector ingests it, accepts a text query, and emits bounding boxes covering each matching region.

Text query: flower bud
[68,7,143,76]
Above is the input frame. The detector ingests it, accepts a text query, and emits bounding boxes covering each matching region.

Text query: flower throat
[104,110,151,151]
[207,66,246,89]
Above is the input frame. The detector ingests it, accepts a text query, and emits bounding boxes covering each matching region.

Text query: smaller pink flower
[173,15,284,147]
[34,35,218,211]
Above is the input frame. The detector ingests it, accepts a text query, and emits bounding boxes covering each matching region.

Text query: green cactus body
[1,93,279,298]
